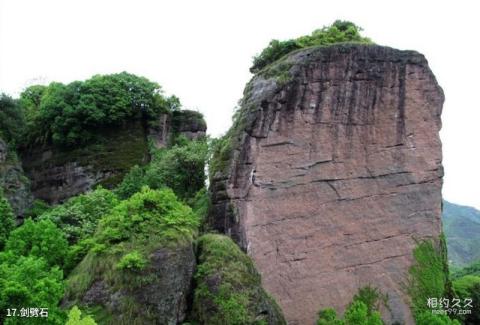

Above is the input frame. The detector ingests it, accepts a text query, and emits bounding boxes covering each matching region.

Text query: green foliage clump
[251,20,372,73]
[145,140,208,200]
[0,191,15,249]
[66,187,198,301]
[409,240,450,318]
[24,199,50,219]
[452,275,480,324]
[116,138,208,200]
[0,94,25,146]
[116,251,147,271]
[40,187,119,244]
[66,306,97,325]
[0,253,65,324]
[316,286,383,325]
[192,234,286,325]
[5,219,69,268]
[208,135,232,180]
[21,72,176,147]
[97,187,198,247]
[187,187,210,226]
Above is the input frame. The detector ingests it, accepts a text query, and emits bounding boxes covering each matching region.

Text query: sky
[0,0,479,209]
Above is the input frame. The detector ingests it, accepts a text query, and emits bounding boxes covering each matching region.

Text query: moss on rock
[64,187,199,325]
[192,234,286,325]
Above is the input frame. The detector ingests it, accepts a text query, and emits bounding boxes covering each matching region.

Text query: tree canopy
[251,20,372,73]
[17,72,180,147]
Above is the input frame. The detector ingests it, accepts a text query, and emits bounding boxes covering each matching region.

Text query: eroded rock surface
[210,44,444,324]
[0,138,33,217]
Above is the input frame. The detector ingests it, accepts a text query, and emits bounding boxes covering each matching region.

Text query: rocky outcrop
[22,110,207,204]
[192,234,286,325]
[149,110,207,148]
[0,138,33,217]
[210,44,444,324]
[21,121,149,204]
[74,244,196,325]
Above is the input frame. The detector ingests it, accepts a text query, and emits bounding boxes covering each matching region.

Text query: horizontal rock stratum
[210,44,444,324]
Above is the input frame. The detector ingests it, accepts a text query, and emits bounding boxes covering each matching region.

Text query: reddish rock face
[210,45,444,324]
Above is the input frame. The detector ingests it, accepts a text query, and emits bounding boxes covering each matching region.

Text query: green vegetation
[316,286,384,325]
[0,94,25,146]
[40,187,119,244]
[20,72,177,147]
[116,137,208,200]
[250,20,372,73]
[0,191,15,249]
[452,274,480,324]
[0,253,66,324]
[408,239,450,318]
[66,306,97,325]
[65,187,198,300]
[5,219,69,268]
[192,234,286,325]
[116,251,147,271]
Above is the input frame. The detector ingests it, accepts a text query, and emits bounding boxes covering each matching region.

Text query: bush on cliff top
[250,20,372,73]
[19,72,180,147]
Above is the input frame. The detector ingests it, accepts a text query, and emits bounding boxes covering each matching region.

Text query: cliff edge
[209,44,444,324]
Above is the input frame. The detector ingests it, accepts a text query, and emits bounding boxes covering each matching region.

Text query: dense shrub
[21,72,178,147]
[5,219,69,268]
[250,20,372,73]
[40,187,119,244]
[0,94,25,146]
[116,139,208,200]
[0,191,15,249]
[66,306,97,325]
[452,275,480,324]
[96,187,198,248]
[316,286,383,325]
[0,253,65,324]
[409,240,449,318]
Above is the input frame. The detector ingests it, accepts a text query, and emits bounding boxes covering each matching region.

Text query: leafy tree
[22,72,173,147]
[24,199,51,219]
[0,191,15,249]
[317,308,344,325]
[344,301,382,325]
[96,187,198,248]
[452,275,480,325]
[116,139,208,200]
[0,94,25,145]
[66,306,97,325]
[0,253,65,324]
[40,187,119,244]
[114,165,145,199]
[145,139,208,199]
[316,288,383,325]
[251,20,372,73]
[5,219,69,268]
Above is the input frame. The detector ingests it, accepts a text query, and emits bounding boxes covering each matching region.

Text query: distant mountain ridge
[443,200,480,267]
